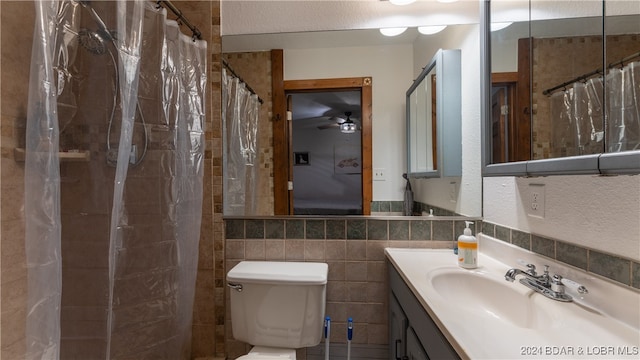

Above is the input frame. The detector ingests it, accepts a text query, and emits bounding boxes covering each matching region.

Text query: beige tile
[325,240,346,260]
[367,324,388,345]
[345,261,367,282]
[225,239,245,260]
[367,261,386,282]
[327,261,345,281]
[285,239,304,260]
[346,240,366,260]
[367,281,387,304]
[346,281,368,302]
[325,301,347,320]
[304,240,325,261]
[245,239,265,260]
[265,239,285,260]
[366,240,388,261]
[327,280,346,302]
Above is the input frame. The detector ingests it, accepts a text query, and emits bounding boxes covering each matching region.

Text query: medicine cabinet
[407,49,462,178]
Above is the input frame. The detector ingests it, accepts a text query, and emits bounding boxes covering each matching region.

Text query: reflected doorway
[273,76,373,215]
[289,91,362,215]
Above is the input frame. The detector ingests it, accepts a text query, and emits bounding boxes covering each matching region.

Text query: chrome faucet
[505,262,588,302]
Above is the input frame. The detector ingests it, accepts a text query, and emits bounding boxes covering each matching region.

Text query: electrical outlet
[449,182,457,202]
[528,184,545,218]
[374,168,386,181]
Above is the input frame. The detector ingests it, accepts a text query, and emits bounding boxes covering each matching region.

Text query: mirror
[407,49,462,178]
[483,0,640,176]
[223,25,481,217]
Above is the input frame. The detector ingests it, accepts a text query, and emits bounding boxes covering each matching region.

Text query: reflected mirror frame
[407,48,462,179]
[481,0,640,177]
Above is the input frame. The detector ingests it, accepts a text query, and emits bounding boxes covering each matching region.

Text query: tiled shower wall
[223,52,275,216]
[532,34,638,159]
[1,2,35,358]
[223,217,480,359]
[0,1,221,358]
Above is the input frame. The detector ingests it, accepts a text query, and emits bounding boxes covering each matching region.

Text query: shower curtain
[222,68,260,215]
[550,60,640,156]
[25,1,206,358]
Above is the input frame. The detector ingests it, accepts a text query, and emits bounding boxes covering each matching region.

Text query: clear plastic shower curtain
[25,1,63,358]
[25,1,206,359]
[607,61,640,152]
[222,69,259,215]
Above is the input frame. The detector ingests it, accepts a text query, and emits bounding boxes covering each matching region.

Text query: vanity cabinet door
[406,326,429,360]
[389,292,408,360]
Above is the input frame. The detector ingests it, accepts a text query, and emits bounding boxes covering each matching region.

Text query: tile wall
[482,221,640,289]
[223,217,480,359]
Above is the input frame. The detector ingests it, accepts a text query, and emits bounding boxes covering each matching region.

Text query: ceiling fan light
[389,0,416,5]
[418,25,447,35]
[379,27,408,37]
[340,121,357,134]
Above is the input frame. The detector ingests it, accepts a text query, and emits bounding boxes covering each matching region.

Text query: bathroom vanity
[389,262,459,360]
[386,237,640,359]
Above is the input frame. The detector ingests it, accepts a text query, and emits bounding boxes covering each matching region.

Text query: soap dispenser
[457,221,477,269]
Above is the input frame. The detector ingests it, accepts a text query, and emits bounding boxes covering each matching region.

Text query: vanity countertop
[385,237,640,359]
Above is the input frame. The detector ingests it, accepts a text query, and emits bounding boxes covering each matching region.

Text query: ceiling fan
[317,111,359,131]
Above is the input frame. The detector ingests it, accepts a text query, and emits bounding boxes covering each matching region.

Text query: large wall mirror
[482,0,640,176]
[407,49,462,178]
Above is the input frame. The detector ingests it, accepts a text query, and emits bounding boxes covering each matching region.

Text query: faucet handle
[526,263,537,276]
[543,265,549,275]
[561,278,589,295]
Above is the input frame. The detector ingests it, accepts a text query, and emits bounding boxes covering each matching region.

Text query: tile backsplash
[482,221,640,289]
[223,216,480,359]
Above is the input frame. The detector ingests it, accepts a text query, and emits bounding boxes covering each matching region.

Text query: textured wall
[1,1,34,358]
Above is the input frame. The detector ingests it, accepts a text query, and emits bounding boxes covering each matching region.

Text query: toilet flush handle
[227,283,243,292]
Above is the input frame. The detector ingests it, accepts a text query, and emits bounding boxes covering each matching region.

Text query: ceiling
[220,0,480,36]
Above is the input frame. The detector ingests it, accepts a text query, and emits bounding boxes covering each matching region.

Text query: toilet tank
[227,261,328,349]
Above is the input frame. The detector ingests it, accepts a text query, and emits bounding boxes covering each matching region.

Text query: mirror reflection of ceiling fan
[317,111,360,131]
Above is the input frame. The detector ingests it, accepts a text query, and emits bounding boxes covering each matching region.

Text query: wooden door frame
[271,50,372,215]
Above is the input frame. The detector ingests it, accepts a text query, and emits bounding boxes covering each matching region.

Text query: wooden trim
[271,49,288,215]
[491,72,518,83]
[360,78,373,215]
[282,76,373,215]
[284,77,365,91]
[516,38,532,161]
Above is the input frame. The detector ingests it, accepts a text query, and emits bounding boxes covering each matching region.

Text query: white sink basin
[428,268,551,329]
[385,244,640,359]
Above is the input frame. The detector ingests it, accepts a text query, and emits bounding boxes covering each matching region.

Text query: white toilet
[226,261,329,360]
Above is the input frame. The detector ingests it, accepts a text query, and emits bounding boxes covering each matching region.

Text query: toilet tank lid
[227,261,328,285]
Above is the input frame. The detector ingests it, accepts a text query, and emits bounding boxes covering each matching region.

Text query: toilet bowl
[236,346,296,359]
[227,261,328,360]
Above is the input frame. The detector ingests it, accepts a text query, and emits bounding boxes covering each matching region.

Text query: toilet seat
[236,346,296,360]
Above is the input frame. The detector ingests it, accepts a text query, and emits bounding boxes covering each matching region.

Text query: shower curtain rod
[156,1,202,40]
[543,50,640,96]
[222,58,265,104]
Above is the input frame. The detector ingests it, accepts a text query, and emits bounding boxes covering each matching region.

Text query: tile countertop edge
[384,248,470,360]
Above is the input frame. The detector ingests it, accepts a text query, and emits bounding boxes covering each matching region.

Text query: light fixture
[389,0,416,5]
[491,22,513,32]
[418,25,447,35]
[379,27,408,37]
[340,112,357,134]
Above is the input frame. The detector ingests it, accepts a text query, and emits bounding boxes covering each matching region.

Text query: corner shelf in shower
[13,148,91,162]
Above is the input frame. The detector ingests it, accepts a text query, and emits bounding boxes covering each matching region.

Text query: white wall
[485,18,640,261]
[410,24,483,217]
[284,44,413,201]
[484,176,640,261]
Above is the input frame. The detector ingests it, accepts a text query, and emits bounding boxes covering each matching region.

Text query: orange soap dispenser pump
[457,221,477,269]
